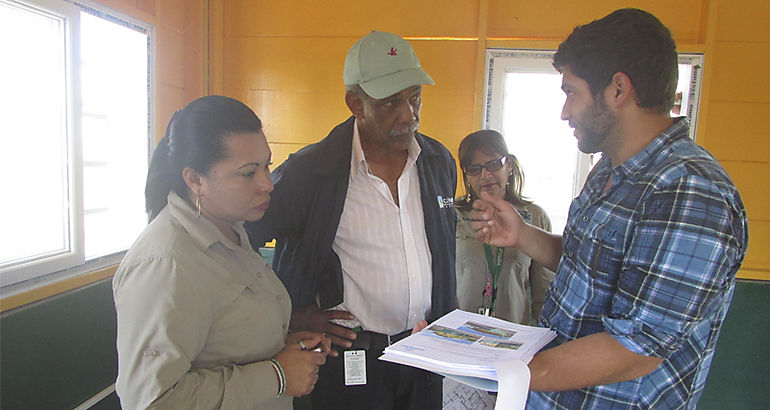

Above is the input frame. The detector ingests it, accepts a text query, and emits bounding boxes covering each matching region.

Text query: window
[0,0,152,288]
[484,49,703,233]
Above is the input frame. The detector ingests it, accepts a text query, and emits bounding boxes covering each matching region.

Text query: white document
[379,309,555,393]
[494,359,531,410]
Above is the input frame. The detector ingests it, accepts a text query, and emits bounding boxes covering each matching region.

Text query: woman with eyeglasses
[454,129,555,325]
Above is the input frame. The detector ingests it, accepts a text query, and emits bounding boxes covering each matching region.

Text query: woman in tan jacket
[114,96,330,409]
[454,130,555,325]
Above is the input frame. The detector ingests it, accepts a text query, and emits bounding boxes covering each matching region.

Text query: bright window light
[502,72,576,234]
[0,0,151,288]
[486,50,702,235]
[80,12,149,259]
[0,1,71,271]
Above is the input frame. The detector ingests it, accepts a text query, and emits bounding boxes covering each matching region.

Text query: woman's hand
[286,331,332,355]
[274,331,329,397]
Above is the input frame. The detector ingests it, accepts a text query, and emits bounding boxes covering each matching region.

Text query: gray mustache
[390,122,419,137]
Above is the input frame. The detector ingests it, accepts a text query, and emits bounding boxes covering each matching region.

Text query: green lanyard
[482,244,504,315]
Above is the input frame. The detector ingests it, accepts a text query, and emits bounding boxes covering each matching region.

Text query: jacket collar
[167,191,249,253]
[312,116,355,177]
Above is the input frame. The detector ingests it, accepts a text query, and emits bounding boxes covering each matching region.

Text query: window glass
[80,11,149,259]
[0,0,151,288]
[485,50,702,234]
[0,1,74,280]
[501,71,576,234]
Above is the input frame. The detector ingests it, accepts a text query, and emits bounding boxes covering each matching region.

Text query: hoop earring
[195,192,201,218]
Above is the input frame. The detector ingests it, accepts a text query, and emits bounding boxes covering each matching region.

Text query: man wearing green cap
[246,31,456,409]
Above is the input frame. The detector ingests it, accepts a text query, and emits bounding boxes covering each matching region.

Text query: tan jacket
[455,202,555,324]
[114,193,292,409]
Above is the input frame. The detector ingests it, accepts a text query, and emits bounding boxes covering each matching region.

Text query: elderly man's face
[355,85,422,154]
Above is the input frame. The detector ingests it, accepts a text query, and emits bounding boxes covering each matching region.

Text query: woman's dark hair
[145,95,262,220]
[456,129,530,213]
[553,8,678,113]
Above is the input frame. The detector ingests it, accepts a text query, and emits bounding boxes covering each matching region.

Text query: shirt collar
[350,118,422,180]
[612,117,691,180]
[166,191,249,253]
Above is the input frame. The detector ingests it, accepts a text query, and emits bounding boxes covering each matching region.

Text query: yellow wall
[7,0,766,310]
[211,0,769,281]
[702,0,770,280]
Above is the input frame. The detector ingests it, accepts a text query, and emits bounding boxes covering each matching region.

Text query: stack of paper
[379,309,557,392]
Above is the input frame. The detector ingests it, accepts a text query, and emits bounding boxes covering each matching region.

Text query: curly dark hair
[553,8,678,113]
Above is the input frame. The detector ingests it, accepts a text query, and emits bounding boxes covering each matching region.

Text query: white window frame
[483,49,703,223]
[0,0,153,290]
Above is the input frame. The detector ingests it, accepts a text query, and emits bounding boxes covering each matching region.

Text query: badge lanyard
[482,244,504,316]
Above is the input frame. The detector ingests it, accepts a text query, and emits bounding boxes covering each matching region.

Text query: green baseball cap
[343,31,435,99]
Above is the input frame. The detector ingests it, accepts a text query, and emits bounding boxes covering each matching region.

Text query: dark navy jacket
[246,116,457,322]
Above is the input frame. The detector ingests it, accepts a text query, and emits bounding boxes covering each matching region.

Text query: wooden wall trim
[695,0,719,145]
[472,0,489,130]
[0,266,117,313]
[208,0,224,94]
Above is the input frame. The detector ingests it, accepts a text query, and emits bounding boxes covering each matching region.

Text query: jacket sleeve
[114,258,284,409]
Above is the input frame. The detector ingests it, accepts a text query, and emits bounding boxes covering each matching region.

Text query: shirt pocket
[455,240,488,311]
[581,222,623,289]
[204,286,286,364]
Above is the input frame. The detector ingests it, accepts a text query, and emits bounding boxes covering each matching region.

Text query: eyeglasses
[463,156,507,176]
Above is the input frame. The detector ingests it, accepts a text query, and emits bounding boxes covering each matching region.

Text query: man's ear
[608,72,635,108]
[345,91,364,118]
[182,167,203,194]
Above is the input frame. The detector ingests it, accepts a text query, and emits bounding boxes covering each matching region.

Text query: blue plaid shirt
[528,118,748,409]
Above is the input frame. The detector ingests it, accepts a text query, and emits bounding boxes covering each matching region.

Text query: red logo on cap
[388,47,398,56]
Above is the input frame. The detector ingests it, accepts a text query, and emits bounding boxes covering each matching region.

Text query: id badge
[344,350,367,386]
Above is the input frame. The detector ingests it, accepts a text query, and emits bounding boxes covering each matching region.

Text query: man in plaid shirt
[471,8,748,409]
